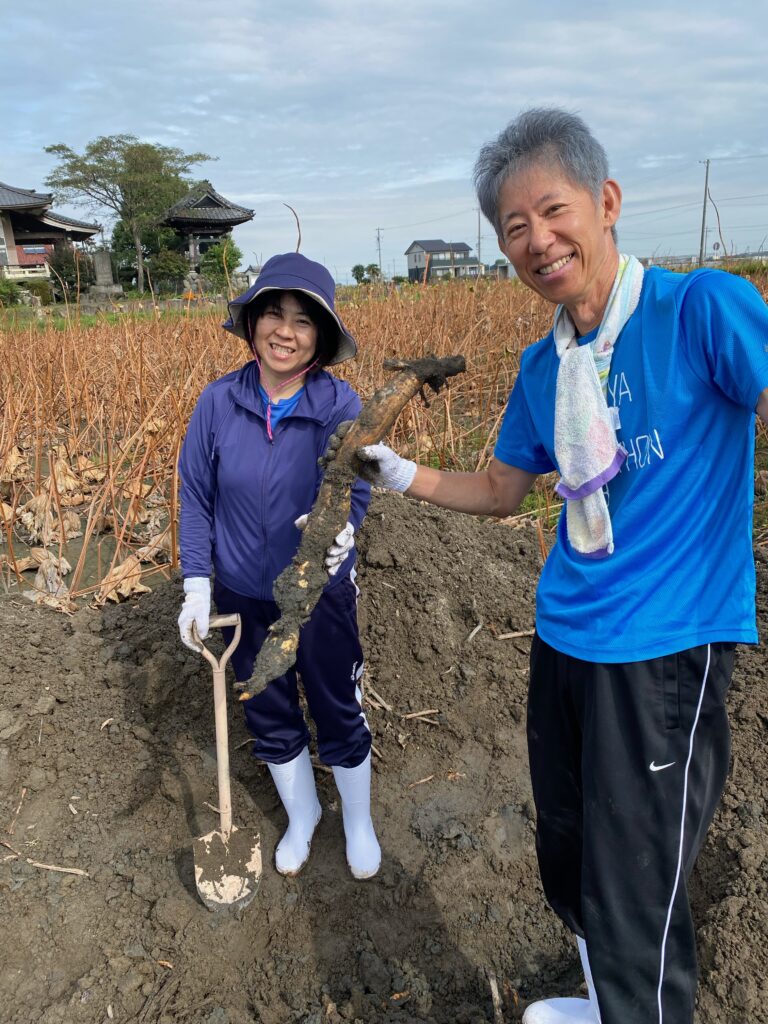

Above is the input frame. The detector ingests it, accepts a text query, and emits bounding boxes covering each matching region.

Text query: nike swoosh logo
[649,761,676,772]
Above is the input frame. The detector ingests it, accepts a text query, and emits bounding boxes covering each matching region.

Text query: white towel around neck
[552,254,644,558]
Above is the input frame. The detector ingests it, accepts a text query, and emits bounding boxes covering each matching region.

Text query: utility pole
[698,159,710,267]
[477,208,482,267]
[376,228,383,277]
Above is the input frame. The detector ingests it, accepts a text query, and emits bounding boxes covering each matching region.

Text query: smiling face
[251,291,319,394]
[497,162,622,334]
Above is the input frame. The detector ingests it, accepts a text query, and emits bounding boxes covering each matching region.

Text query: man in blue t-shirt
[358,109,768,1024]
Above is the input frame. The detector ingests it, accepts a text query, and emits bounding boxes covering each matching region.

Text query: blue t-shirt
[495,267,768,662]
[259,384,304,427]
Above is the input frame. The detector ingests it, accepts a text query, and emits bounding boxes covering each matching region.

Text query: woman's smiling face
[252,291,319,389]
[496,162,622,333]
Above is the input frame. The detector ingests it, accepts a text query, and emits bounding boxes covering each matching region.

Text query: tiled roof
[0,182,53,210]
[405,239,472,254]
[164,183,253,226]
[43,211,100,232]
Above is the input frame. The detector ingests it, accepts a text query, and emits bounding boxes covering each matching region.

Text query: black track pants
[527,634,734,1024]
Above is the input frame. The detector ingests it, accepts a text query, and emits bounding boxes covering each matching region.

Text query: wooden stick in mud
[237,354,466,701]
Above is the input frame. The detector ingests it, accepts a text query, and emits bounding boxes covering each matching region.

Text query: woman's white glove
[294,515,355,576]
[178,576,211,651]
[325,522,355,575]
[356,443,417,493]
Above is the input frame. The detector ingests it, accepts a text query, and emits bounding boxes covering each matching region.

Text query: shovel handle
[192,614,242,840]
[192,615,242,672]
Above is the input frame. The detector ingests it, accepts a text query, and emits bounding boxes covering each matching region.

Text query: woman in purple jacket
[177,252,379,880]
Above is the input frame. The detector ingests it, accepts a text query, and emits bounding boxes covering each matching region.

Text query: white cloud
[2,0,767,273]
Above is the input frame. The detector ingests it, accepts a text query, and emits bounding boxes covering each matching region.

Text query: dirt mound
[0,493,766,1023]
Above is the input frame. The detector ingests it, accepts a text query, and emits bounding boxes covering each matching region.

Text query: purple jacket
[179,360,371,600]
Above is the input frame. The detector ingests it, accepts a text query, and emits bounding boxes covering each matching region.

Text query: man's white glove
[178,576,211,651]
[356,443,417,493]
[294,515,356,576]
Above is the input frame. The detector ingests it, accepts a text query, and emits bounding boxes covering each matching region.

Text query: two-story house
[404,240,484,283]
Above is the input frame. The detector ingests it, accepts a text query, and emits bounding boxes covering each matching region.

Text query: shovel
[192,613,262,912]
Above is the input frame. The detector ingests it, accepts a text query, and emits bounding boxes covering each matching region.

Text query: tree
[111,219,182,286]
[199,238,243,295]
[47,242,95,298]
[44,135,212,292]
[351,264,367,284]
[147,249,189,295]
[365,263,382,282]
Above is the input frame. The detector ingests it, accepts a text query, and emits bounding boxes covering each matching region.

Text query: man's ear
[602,178,622,229]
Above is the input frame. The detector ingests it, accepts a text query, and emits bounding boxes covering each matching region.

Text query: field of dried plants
[1,275,766,610]
[0,280,551,608]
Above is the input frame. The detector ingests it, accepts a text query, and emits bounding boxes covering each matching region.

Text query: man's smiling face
[497,161,621,331]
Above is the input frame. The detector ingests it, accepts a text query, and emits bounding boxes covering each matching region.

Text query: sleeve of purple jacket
[337,390,371,532]
[178,389,216,580]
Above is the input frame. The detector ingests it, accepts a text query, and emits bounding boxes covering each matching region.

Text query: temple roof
[41,211,100,235]
[0,182,100,238]
[163,182,253,228]
[0,182,53,211]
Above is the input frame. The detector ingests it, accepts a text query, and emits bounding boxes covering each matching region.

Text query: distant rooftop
[42,211,101,231]
[404,239,472,255]
[164,182,254,227]
[0,182,53,211]
[0,181,99,236]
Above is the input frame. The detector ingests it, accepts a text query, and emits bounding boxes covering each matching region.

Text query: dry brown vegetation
[0,278,765,608]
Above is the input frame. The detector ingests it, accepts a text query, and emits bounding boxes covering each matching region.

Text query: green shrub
[23,279,55,305]
[199,239,242,292]
[0,277,21,306]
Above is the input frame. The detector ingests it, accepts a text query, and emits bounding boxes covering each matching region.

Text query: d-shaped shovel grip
[192,614,242,671]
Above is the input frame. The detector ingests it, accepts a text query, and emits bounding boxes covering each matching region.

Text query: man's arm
[757,387,768,426]
[406,457,538,518]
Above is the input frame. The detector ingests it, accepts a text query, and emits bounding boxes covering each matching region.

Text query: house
[404,239,484,282]
[0,182,99,281]
[243,263,263,287]
[161,182,253,271]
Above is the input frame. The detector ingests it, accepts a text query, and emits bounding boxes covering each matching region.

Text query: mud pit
[1,492,767,1024]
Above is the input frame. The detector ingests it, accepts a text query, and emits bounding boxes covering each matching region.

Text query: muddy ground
[0,492,766,1024]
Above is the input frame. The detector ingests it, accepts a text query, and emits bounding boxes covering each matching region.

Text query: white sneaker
[332,752,381,879]
[267,748,321,876]
[522,997,596,1023]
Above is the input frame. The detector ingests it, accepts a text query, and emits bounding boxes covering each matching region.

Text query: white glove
[325,522,355,576]
[295,515,355,576]
[178,576,211,651]
[356,443,417,493]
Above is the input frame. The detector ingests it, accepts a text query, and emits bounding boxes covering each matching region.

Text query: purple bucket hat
[223,253,357,366]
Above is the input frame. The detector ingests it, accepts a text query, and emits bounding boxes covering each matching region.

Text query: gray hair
[474,108,615,239]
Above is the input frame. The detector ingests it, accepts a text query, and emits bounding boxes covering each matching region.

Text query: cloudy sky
[3,1,768,282]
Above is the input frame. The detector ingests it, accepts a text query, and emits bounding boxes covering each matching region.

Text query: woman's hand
[294,515,356,576]
[178,577,211,651]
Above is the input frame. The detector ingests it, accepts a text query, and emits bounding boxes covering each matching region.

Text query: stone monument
[88,249,123,300]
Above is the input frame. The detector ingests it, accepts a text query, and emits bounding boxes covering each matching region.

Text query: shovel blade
[193,824,262,912]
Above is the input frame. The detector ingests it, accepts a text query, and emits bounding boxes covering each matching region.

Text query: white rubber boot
[522,937,600,1023]
[332,752,381,879]
[267,747,321,876]
[577,936,601,1021]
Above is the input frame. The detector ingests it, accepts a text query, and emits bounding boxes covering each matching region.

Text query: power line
[704,153,768,164]
[378,206,476,231]
[620,190,768,223]
[622,222,768,239]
